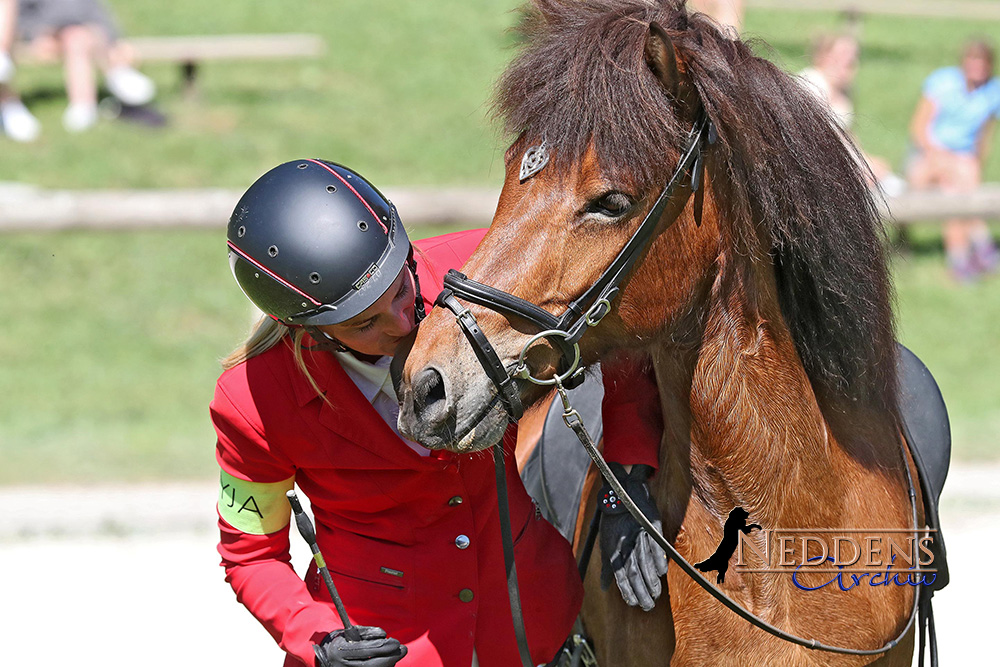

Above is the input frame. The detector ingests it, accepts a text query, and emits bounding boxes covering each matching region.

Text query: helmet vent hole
[268,245,279,257]
[237,225,246,238]
[297,163,307,169]
[357,220,369,232]
[327,185,336,193]
[309,272,321,284]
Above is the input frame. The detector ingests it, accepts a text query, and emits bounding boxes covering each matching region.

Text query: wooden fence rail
[3,183,1000,232]
[747,0,1000,21]
[0,184,500,232]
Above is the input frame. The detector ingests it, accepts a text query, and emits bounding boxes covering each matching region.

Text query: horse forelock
[494,0,898,416]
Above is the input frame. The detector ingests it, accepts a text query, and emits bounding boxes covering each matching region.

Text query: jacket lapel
[289,339,444,469]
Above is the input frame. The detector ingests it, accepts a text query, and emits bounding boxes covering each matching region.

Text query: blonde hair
[221,315,331,406]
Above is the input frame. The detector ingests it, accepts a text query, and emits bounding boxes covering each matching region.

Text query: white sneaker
[1,100,41,142]
[0,52,14,84]
[105,66,156,106]
[63,103,98,132]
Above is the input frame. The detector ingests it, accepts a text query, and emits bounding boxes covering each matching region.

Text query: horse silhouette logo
[694,507,761,584]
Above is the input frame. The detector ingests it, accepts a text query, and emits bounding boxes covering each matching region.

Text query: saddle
[521,343,951,586]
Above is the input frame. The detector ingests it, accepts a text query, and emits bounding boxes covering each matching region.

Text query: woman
[213,159,666,666]
[908,38,1000,281]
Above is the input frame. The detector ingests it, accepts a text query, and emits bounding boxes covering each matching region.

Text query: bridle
[432,108,925,665]
[436,111,713,423]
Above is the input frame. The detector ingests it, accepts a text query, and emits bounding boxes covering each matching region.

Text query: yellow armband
[218,469,295,535]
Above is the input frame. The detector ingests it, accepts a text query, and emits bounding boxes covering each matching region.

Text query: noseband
[436,111,713,420]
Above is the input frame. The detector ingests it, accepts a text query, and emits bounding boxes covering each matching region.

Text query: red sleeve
[212,379,340,666]
[600,357,663,470]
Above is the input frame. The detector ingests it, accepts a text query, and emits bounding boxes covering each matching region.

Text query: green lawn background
[1,2,997,483]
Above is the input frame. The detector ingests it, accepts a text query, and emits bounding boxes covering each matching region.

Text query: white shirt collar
[334,351,397,404]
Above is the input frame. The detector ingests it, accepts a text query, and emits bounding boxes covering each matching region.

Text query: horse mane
[494,0,898,414]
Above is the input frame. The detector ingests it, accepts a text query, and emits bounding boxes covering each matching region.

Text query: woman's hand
[598,463,668,611]
[314,626,408,667]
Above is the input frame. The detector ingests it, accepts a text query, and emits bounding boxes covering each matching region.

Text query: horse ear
[644,22,680,97]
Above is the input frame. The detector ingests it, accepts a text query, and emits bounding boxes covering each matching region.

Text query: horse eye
[586,192,633,218]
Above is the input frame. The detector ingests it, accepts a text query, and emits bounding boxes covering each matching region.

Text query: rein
[549,378,921,657]
[435,109,923,662]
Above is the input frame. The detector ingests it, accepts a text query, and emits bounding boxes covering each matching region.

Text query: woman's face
[317,266,417,357]
[819,38,859,91]
[963,53,993,89]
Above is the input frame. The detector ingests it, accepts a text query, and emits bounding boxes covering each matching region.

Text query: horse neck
[651,252,889,529]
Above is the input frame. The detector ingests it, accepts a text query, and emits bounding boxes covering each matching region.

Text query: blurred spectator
[799,32,906,197]
[17,0,158,132]
[0,0,39,141]
[908,38,1000,281]
[689,0,743,35]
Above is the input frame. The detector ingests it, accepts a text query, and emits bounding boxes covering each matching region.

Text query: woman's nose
[387,304,415,337]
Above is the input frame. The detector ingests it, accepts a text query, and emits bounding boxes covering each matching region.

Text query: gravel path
[1,464,996,665]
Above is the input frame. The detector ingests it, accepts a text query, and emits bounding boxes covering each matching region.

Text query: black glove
[598,463,668,611]
[314,626,408,667]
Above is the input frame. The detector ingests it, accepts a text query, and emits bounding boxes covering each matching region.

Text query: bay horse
[398,1,922,664]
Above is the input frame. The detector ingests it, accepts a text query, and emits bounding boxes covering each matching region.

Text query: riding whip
[286,490,362,642]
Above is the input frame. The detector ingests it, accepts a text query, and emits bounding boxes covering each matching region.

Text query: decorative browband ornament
[519,141,550,182]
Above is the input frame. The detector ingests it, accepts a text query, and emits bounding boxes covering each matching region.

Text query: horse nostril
[413,367,450,425]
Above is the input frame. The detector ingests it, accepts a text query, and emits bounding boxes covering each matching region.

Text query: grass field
[1,2,998,483]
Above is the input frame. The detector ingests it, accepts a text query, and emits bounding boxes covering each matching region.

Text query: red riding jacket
[212,229,662,666]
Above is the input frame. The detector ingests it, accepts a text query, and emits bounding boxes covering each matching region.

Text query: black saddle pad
[896,343,951,592]
[521,366,605,542]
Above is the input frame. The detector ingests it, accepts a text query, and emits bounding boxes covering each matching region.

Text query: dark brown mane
[494,0,898,414]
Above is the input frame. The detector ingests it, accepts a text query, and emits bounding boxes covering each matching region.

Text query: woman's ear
[644,22,680,99]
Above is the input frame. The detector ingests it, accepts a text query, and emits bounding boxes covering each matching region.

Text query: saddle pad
[896,343,951,592]
[522,366,605,542]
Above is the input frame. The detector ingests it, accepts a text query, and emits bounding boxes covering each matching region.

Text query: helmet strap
[407,251,426,324]
[303,326,350,353]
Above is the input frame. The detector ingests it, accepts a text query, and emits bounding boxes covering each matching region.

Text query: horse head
[398,0,896,457]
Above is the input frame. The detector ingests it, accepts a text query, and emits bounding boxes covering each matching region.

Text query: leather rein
[433,110,923,665]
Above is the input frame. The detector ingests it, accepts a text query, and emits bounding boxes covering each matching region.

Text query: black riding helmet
[227,159,412,327]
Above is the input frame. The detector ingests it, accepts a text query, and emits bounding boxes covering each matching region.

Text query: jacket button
[448,495,463,506]
[455,534,470,550]
[459,588,474,603]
